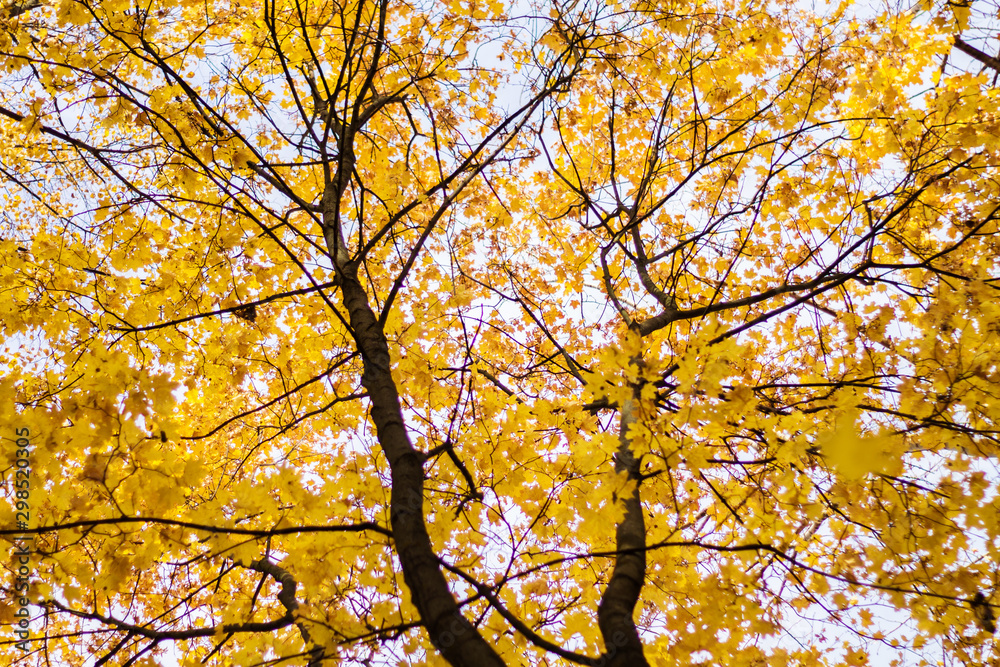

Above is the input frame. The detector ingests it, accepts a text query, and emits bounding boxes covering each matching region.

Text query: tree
[1,0,999,663]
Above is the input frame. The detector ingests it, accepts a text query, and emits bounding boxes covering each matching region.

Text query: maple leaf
[0,0,999,666]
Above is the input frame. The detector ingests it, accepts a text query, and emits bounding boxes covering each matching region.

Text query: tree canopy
[2,0,1000,664]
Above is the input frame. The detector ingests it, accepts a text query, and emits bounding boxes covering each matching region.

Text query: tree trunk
[597,381,650,667]
[331,244,506,666]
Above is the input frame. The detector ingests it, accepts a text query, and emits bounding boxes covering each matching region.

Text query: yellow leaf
[820,413,892,480]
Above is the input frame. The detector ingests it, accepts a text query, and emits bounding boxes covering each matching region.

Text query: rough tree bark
[597,358,650,667]
[322,177,506,666]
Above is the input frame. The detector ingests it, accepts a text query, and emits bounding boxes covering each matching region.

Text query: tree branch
[953,36,1000,73]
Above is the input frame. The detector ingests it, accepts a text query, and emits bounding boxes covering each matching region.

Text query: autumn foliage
[1,0,1000,664]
